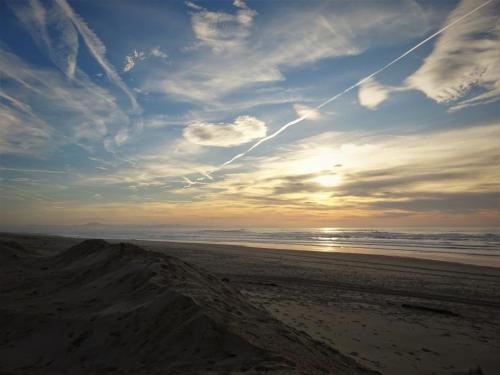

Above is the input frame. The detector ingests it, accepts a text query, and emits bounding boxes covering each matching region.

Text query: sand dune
[0,239,39,259]
[0,239,377,374]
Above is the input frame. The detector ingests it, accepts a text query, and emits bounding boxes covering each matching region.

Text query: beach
[134,240,500,374]
[1,233,499,374]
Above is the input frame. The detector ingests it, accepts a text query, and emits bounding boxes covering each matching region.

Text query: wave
[3,225,499,258]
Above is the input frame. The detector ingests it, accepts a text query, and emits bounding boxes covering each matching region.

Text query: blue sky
[0,0,499,227]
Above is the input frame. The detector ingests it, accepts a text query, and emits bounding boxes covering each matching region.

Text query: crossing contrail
[200,0,494,179]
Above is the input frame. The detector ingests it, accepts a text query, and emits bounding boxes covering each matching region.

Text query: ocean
[5,225,500,267]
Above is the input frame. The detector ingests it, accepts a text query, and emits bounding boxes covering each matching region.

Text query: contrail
[210,0,493,172]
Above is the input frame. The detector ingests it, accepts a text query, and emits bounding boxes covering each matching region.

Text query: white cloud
[0,91,33,114]
[149,1,432,105]
[54,0,139,110]
[78,152,213,190]
[6,0,143,153]
[0,48,129,153]
[123,50,146,72]
[293,104,321,120]
[149,47,167,59]
[8,0,79,79]
[9,0,138,110]
[358,78,392,109]
[406,0,499,110]
[189,0,256,53]
[0,101,51,154]
[114,128,129,145]
[183,115,267,147]
[185,1,203,11]
[123,47,167,72]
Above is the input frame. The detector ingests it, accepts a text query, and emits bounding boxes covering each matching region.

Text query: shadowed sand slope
[0,239,378,374]
[0,239,39,260]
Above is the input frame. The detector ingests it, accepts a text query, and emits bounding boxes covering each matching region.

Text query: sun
[294,148,343,174]
[313,174,342,187]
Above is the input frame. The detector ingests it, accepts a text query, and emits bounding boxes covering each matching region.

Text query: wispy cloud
[0,167,66,174]
[54,0,139,111]
[0,101,52,154]
[407,0,499,110]
[185,1,203,11]
[5,120,498,225]
[205,0,494,174]
[3,0,148,155]
[187,0,256,53]
[182,176,208,188]
[7,0,79,79]
[363,0,499,111]
[148,1,431,105]
[9,0,138,110]
[0,47,128,153]
[204,123,500,216]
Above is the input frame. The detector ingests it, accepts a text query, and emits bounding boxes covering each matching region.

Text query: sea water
[5,225,500,267]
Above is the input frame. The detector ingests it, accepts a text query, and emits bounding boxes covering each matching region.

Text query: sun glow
[313,174,342,187]
[294,148,344,174]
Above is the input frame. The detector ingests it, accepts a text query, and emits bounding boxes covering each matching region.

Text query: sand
[0,236,376,375]
[1,233,500,374]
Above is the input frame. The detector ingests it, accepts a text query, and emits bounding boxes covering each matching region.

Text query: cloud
[149,47,167,59]
[0,167,66,174]
[9,0,139,110]
[16,122,498,226]
[77,148,215,192]
[123,47,168,72]
[293,104,321,120]
[0,47,130,153]
[7,0,79,79]
[357,78,392,109]
[5,0,143,152]
[149,1,432,104]
[369,192,499,213]
[205,0,493,172]
[54,0,138,110]
[185,1,203,11]
[0,100,52,154]
[188,0,257,53]
[335,169,476,198]
[114,128,129,145]
[406,0,499,110]
[201,123,500,216]
[123,50,146,72]
[183,116,266,147]
[182,176,208,188]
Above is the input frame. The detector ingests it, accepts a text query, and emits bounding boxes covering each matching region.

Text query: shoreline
[2,230,499,269]
[134,239,500,268]
[3,224,500,269]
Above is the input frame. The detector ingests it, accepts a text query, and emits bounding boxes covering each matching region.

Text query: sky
[0,0,499,227]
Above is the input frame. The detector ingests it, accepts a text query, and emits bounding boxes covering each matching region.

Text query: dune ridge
[0,239,377,374]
